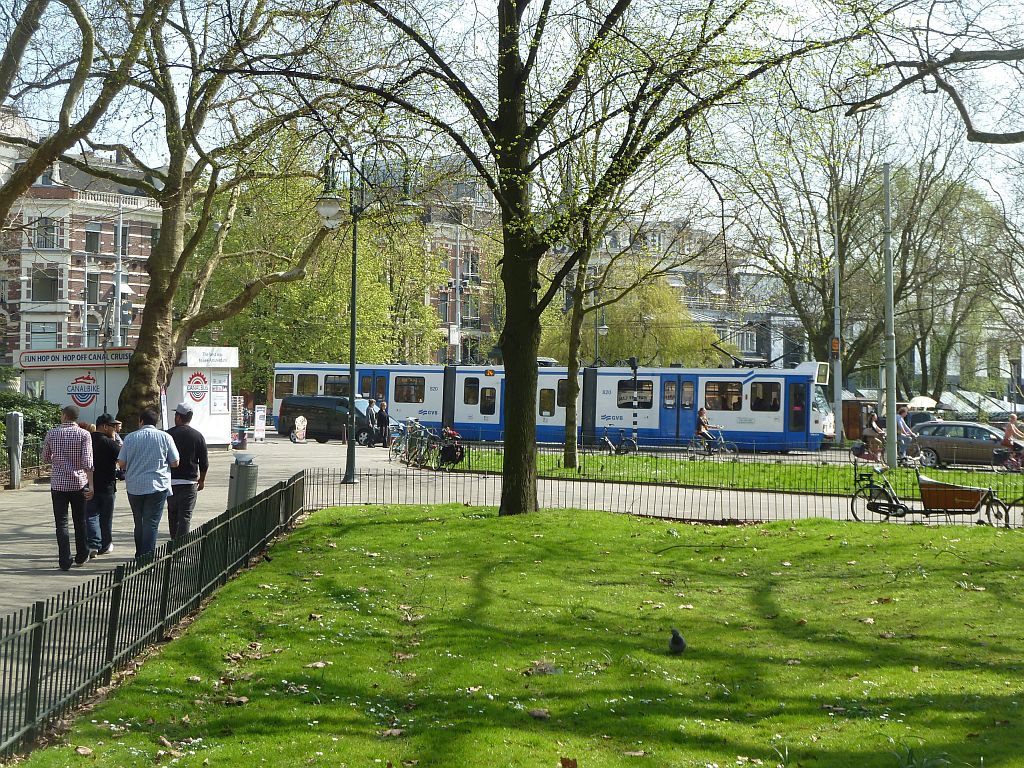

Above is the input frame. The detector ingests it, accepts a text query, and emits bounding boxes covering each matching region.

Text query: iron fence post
[158,540,177,640]
[24,601,45,740]
[104,566,126,683]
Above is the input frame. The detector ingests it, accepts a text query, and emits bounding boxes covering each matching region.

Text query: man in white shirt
[118,407,179,558]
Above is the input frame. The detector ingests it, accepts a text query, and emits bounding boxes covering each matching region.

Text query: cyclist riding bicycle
[1002,414,1024,468]
[695,407,722,448]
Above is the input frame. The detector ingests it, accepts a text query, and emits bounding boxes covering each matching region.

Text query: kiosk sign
[67,373,100,407]
[185,371,209,403]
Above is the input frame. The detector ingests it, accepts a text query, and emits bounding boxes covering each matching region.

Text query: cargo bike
[850,462,1014,527]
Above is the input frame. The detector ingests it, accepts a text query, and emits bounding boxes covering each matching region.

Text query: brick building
[1,110,160,366]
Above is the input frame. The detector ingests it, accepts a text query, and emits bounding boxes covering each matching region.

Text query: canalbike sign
[67,372,101,408]
[185,371,210,403]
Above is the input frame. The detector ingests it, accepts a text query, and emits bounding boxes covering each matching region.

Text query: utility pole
[882,163,898,469]
[454,214,462,364]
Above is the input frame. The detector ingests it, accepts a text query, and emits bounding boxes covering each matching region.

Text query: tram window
[376,376,387,400]
[664,381,677,409]
[789,383,807,431]
[616,380,653,409]
[274,374,294,400]
[324,375,350,397]
[556,378,569,407]
[395,376,425,403]
[705,381,742,411]
[480,387,496,415]
[464,377,480,405]
[360,375,373,397]
[750,382,781,411]
[297,374,319,396]
[539,388,556,417]
[681,382,694,409]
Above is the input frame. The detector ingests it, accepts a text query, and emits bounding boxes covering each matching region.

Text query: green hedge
[0,391,62,441]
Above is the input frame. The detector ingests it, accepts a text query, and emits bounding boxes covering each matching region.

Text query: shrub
[0,391,62,441]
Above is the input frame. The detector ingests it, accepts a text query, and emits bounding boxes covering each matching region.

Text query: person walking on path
[166,402,209,539]
[377,401,391,448]
[85,414,122,555]
[118,407,179,558]
[42,405,95,570]
[365,399,379,447]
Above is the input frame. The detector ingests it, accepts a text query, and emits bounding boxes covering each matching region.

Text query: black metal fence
[0,473,305,758]
[0,438,47,488]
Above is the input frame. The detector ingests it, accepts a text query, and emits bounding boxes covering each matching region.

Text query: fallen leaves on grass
[623,750,647,757]
[528,708,550,719]
[304,660,333,669]
[74,746,93,756]
[523,660,561,676]
[381,728,405,738]
[308,613,323,621]
[861,617,875,625]
[223,696,248,706]
[560,759,578,768]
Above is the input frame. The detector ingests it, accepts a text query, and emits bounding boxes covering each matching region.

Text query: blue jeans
[86,485,116,551]
[51,490,88,569]
[128,490,169,558]
[898,434,911,458]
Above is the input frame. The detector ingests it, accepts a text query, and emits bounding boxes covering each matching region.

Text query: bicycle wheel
[389,437,404,462]
[985,497,1012,528]
[685,438,708,456]
[850,485,893,522]
[721,441,739,455]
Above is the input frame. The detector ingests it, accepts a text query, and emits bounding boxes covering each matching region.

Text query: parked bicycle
[850,461,1011,526]
[601,427,638,456]
[685,429,737,457]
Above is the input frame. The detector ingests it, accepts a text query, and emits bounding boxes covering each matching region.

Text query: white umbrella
[908,395,937,410]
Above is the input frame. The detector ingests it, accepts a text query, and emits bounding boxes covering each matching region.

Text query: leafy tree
[237,0,888,514]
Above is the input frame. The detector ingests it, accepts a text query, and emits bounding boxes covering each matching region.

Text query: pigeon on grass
[669,628,687,654]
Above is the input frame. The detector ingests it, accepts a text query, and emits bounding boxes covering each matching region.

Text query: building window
[274,374,294,400]
[324,374,350,396]
[34,218,58,249]
[705,380,743,411]
[150,227,161,251]
[86,317,101,347]
[118,224,129,255]
[438,293,449,323]
[29,322,59,349]
[616,379,654,409]
[739,329,757,354]
[463,248,480,279]
[395,376,425,403]
[85,222,102,254]
[31,267,59,301]
[86,274,99,305]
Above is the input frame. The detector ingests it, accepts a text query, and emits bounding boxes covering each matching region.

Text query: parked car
[914,420,1021,468]
[277,395,372,444]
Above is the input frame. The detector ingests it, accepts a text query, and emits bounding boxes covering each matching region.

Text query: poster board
[254,405,267,442]
[210,372,230,415]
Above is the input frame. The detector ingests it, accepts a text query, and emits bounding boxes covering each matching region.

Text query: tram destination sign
[18,348,134,369]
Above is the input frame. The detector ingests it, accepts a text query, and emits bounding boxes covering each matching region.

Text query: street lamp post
[315,155,358,483]
[882,162,898,469]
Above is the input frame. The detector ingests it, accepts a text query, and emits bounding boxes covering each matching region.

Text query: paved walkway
[0,436,394,616]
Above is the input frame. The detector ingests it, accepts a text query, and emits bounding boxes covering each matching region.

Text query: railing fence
[0,473,305,758]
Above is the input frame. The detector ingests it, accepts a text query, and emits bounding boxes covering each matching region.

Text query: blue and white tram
[270,361,834,450]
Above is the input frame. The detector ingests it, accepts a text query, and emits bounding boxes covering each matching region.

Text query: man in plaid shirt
[42,405,95,570]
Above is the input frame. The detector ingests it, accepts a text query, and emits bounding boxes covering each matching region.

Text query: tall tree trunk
[116,207,183,427]
[562,266,588,470]
[499,241,540,514]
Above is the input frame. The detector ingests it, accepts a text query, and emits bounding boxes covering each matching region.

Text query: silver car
[914,420,1016,468]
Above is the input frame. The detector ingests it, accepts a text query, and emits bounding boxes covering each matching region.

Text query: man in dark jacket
[166,402,209,539]
[377,401,391,448]
[86,413,122,555]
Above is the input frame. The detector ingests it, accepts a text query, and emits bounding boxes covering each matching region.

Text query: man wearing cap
[118,407,179,558]
[166,402,209,539]
[86,414,122,555]
[42,405,95,570]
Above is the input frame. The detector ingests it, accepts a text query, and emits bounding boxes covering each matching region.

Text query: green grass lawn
[462,447,1024,503]
[22,507,1024,767]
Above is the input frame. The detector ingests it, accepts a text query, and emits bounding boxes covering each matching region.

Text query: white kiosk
[17,346,239,448]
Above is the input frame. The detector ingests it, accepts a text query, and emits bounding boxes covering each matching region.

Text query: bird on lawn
[669,628,687,654]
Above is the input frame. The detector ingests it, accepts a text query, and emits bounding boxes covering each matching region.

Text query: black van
[277,395,372,444]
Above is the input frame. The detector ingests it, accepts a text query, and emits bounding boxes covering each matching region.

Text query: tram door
[787,382,809,443]
[660,375,697,443]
